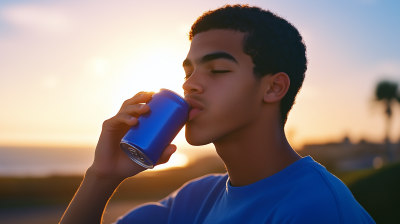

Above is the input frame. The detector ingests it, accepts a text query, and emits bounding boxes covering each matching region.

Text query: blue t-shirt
[115,156,375,224]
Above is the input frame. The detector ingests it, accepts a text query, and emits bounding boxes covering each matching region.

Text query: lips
[185,98,204,121]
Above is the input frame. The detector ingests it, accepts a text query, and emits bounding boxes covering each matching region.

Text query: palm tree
[375,80,398,162]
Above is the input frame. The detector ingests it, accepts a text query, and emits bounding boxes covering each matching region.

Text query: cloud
[0,4,72,34]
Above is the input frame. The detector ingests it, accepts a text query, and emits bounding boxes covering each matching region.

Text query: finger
[106,113,138,127]
[121,91,155,108]
[156,144,177,165]
[119,104,150,117]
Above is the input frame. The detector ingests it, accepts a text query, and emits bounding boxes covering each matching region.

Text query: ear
[262,72,290,103]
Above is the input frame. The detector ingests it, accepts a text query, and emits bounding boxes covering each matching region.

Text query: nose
[182,70,204,97]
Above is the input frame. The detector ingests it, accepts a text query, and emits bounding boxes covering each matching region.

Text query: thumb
[156,144,177,165]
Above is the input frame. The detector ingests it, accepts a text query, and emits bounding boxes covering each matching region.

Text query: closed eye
[211,70,230,74]
[184,70,231,80]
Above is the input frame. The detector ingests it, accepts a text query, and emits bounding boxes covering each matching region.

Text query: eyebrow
[182,52,238,67]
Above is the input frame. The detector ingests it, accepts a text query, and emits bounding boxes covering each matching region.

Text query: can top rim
[160,88,191,108]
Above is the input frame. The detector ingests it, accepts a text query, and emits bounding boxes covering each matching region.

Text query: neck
[213,117,301,187]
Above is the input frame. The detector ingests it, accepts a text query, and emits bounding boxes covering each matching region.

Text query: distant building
[298,137,400,171]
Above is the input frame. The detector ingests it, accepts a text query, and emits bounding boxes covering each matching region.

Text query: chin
[185,135,211,146]
[185,129,213,146]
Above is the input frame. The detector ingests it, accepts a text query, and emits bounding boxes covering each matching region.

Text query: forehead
[187,30,247,61]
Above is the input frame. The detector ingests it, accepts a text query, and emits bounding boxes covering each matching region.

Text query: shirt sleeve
[113,202,170,224]
[113,174,227,224]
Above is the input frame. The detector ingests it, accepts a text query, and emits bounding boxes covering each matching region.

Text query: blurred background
[0,0,399,223]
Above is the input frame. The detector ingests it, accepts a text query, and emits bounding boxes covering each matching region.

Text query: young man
[60,5,375,224]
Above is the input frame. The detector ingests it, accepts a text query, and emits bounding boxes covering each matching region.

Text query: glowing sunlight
[149,152,190,171]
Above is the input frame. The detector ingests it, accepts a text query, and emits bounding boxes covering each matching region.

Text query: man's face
[183,30,264,146]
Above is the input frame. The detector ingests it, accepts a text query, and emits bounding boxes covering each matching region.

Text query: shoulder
[115,174,228,224]
[164,173,228,205]
[114,202,170,224]
[179,173,228,192]
[277,161,375,224]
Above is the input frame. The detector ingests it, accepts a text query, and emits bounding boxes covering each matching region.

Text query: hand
[90,91,177,182]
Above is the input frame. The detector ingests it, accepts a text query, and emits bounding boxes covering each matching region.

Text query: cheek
[185,72,260,144]
[216,76,258,113]
[185,95,248,145]
[215,96,251,122]
[210,85,258,128]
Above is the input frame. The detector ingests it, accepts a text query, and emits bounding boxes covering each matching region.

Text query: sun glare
[149,152,189,171]
[91,58,109,77]
[110,46,188,116]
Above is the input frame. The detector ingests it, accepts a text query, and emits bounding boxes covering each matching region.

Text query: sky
[0,0,399,154]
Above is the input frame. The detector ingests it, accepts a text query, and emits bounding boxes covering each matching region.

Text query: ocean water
[0,146,95,177]
[0,144,218,177]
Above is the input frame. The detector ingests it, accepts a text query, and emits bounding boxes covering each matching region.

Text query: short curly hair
[189,4,307,125]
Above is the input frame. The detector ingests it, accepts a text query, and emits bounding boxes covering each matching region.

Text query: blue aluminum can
[120,88,191,169]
